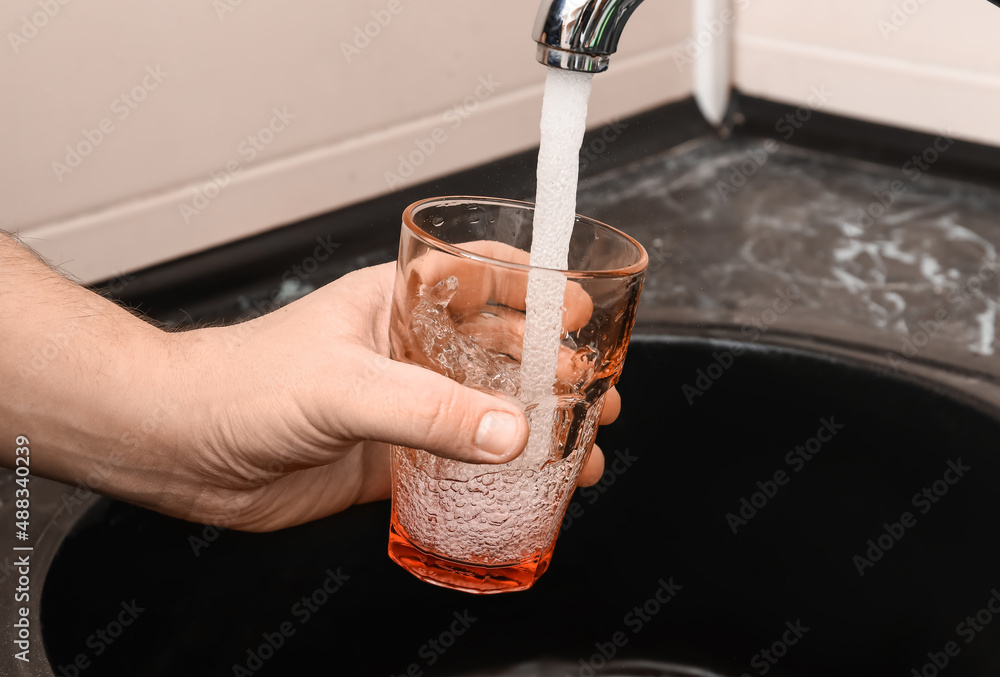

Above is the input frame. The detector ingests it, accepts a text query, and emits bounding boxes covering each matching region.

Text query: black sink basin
[40,336,1000,676]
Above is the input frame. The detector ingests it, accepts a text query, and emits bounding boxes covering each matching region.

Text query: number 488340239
[14,436,30,525]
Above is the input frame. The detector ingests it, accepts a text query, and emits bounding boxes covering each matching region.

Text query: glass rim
[401,196,649,278]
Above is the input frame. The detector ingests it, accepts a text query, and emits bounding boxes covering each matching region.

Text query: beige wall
[735,0,1000,145]
[2,0,693,283]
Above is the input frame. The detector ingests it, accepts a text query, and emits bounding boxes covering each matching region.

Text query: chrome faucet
[532,0,646,73]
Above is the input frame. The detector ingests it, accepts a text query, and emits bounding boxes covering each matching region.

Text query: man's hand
[0,234,619,532]
[175,262,618,531]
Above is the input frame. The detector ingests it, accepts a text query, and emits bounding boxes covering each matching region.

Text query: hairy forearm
[0,232,195,512]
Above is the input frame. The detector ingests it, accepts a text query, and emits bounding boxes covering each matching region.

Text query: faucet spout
[532,0,646,73]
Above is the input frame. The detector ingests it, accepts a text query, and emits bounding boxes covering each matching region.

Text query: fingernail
[475,411,518,458]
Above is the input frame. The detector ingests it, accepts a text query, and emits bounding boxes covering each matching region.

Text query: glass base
[387,521,554,594]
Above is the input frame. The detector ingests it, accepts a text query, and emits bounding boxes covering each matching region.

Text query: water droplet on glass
[431,216,444,227]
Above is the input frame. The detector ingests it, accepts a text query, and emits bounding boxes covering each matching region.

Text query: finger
[453,306,525,359]
[577,442,605,487]
[458,241,593,331]
[408,243,594,331]
[338,352,530,465]
[600,387,621,425]
[454,309,596,385]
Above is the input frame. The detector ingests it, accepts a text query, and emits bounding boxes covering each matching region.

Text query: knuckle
[413,385,468,449]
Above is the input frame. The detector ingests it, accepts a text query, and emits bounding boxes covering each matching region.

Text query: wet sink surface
[41,337,1000,676]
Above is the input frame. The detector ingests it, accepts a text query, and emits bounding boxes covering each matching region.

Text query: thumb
[344,354,529,464]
